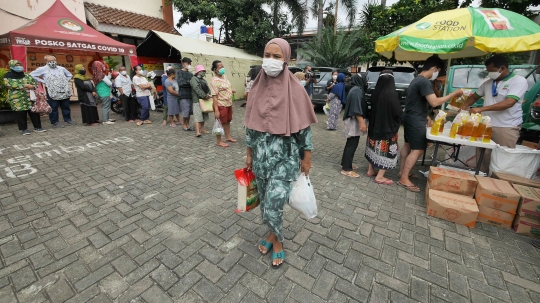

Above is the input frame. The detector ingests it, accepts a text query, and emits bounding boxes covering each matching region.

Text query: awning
[138,31,261,61]
[0,0,137,58]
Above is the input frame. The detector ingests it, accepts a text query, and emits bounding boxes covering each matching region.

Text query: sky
[173,0,482,39]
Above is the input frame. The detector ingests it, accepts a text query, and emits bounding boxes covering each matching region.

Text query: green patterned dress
[3,74,36,111]
[246,126,313,242]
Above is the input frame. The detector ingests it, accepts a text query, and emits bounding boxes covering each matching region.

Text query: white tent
[137,31,263,95]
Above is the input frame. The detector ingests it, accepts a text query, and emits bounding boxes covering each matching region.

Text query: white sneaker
[102,121,115,125]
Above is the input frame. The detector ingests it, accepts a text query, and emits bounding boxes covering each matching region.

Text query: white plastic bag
[212,119,224,136]
[289,173,317,219]
[489,144,540,178]
[149,95,156,110]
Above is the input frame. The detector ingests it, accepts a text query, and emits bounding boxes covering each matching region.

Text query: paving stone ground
[0,102,539,303]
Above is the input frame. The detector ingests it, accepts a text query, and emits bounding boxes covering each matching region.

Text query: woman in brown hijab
[245,38,318,268]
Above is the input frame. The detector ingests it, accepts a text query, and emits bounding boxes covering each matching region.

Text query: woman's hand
[246,154,252,170]
[214,110,220,119]
[360,122,367,134]
[301,159,311,176]
[24,84,35,90]
[92,92,97,97]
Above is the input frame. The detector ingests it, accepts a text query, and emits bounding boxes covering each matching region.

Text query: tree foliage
[298,27,364,68]
[171,0,307,55]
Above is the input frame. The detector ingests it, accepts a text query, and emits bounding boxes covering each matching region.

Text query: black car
[363,66,417,112]
[311,67,353,106]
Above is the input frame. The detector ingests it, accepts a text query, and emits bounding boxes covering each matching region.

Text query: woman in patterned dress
[326,73,346,130]
[3,60,45,135]
[245,38,317,268]
[365,70,402,184]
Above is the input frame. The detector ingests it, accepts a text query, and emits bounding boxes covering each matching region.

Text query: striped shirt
[210,76,233,107]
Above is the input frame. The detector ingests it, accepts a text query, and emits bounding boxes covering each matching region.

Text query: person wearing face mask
[132,66,152,126]
[326,70,339,92]
[398,55,463,192]
[304,65,316,99]
[326,73,347,130]
[163,68,181,127]
[92,61,115,125]
[245,38,317,268]
[294,71,306,85]
[73,64,100,126]
[461,55,528,173]
[3,60,46,135]
[190,65,212,137]
[114,66,138,122]
[30,55,75,128]
[242,66,262,107]
[177,57,194,131]
[210,60,237,147]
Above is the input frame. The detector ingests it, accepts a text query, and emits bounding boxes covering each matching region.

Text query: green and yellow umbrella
[376,7,540,61]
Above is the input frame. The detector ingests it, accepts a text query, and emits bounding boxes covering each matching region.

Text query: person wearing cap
[190,64,211,137]
[177,57,194,131]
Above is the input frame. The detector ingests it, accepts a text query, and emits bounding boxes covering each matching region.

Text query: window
[451,68,489,89]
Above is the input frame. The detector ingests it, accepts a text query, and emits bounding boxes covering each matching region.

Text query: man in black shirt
[177,57,194,130]
[398,55,463,192]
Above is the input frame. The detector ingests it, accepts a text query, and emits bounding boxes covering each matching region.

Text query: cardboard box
[477,205,515,229]
[491,171,540,189]
[475,176,521,214]
[513,185,540,222]
[521,140,539,150]
[426,189,479,228]
[428,167,478,198]
[513,215,540,238]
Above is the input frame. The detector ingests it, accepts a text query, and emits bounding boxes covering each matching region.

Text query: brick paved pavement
[0,103,539,303]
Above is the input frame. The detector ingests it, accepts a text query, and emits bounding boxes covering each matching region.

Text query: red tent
[0,0,137,69]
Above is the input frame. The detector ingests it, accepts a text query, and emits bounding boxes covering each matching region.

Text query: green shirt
[246,126,313,181]
[3,74,36,111]
[96,80,111,98]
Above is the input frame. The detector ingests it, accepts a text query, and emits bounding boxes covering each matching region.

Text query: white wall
[85,0,163,19]
[0,0,85,34]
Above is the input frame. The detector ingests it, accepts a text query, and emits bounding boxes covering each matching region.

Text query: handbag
[31,83,52,114]
[199,98,214,113]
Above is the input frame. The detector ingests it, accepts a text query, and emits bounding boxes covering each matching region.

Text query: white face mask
[300,80,306,86]
[262,58,284,77]
[137,70,144,75]
[488,68,502,80]
[120,71,127,76]
[187,65,192,71]
[332,75,338,80]
[430,69,439,81]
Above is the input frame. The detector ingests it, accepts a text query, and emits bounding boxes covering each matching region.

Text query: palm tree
[310,0,358,41]
[264,0,308,37]
[298,27,364,67]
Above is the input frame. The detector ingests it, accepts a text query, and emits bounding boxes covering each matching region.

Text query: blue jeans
[47,98,72,124]
[100,96,111,121]
[137,96,150,120]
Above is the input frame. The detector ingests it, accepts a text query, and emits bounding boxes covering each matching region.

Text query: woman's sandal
[374,179,394,185]
[136,121,143,126]
[258,240,273,255]
[341,170,360,178]
[271,250,285,269]
[397,181,420,192]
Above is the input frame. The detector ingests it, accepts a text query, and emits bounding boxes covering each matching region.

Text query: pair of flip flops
[259,240,285,269]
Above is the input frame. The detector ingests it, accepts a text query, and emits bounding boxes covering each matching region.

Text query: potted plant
[0,67,17,125]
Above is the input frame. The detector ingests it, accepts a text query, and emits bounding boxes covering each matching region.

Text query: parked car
[310,67,352,106]
[445,64,540,142]
[363,66,417,115]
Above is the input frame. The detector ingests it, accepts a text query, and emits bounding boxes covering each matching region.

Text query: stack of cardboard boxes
[425,166,540,238]
[426,167,479,228]
[475,176,520,229]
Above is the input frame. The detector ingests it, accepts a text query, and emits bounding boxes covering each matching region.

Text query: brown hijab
[244,38,317,136]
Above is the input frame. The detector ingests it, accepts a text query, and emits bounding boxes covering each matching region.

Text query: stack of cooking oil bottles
[430,110,492,143]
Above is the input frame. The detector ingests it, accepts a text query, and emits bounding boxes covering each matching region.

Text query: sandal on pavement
[397,181,420,192]
[226,139,237,143]
[217,143,229,148]
[341,170,360,178]
[365,171,379,177]
[258,240,273,255]
[143,120,152,124]
[271,250,285,269]
[375,179,394,185]
[136,121,143,126]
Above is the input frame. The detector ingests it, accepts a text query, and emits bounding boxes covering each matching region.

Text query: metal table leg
[431,143,440,167]
[476,148,486,175]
